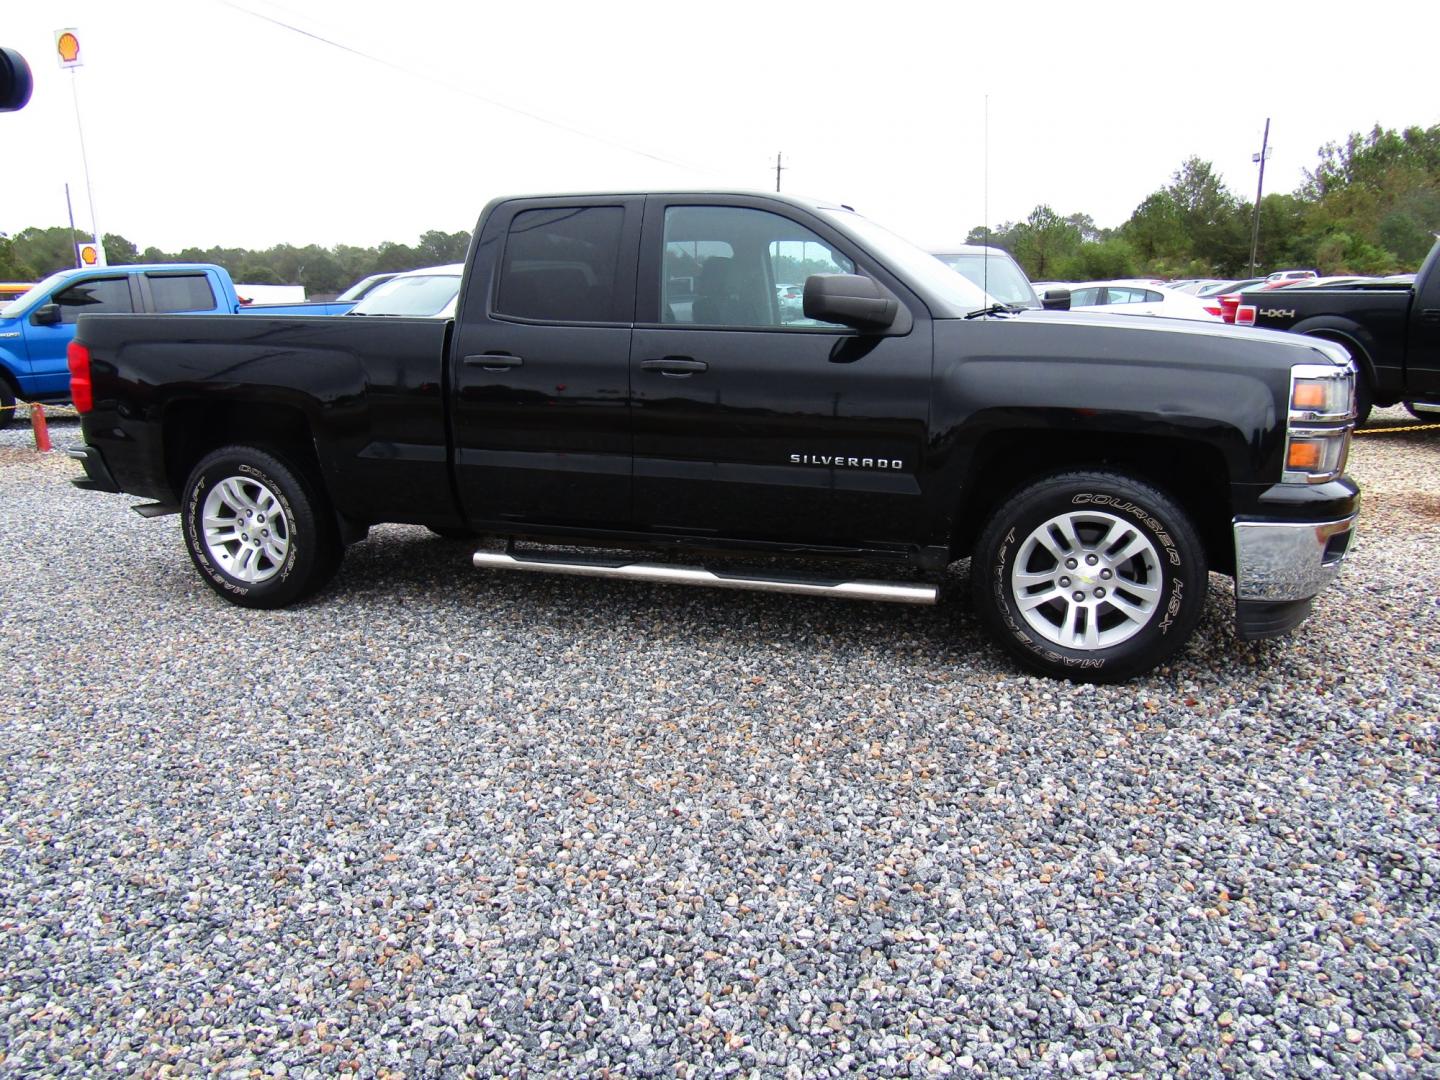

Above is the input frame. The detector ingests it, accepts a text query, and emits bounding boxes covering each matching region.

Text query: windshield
[0,270,79,319]
[349,272,462,317]
[820,209,991,314]
[336,273,395,302]
[933,252,1039,309]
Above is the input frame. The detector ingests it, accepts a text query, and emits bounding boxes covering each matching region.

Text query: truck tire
[971,471,1208,683]
[181,445,341,609]
[0,384,15,431]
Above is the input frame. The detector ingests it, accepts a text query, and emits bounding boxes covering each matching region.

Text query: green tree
[101,233,139,264]
[1007,206,1082,279]
[1122,192,1185,267]
[416,229,470,265]
[0,233,36,279]
[12,226,82,276]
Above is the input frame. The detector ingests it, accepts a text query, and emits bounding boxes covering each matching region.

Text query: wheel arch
[951,431,1235,574]
[162,399,323,501]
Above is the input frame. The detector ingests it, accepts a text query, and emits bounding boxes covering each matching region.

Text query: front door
[1407,245,1440,403]
[450,198,642,530]
[25,274,138,396]
[630,198,933,550]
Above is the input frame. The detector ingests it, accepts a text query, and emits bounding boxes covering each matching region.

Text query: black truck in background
[1237,237,1440,425]
[67,191,1360,682]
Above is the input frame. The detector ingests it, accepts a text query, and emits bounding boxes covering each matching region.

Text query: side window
[662,206,854,329]
[53,278,134,323]
[1069,287,1102,307]
[1104,287,1145,305]
[1142,289,1166,304]
[495,206,624,323]
[149,273,217,313]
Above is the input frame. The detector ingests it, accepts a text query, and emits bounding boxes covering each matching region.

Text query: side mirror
[803,274,898,330]
[1041,288,1071,312]
[30,303,61,326]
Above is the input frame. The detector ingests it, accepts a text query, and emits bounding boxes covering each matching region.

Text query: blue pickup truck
[0,263,354,426]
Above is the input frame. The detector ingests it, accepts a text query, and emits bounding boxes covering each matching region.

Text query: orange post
[30,403,51,452]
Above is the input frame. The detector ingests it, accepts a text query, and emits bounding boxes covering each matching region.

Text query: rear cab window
[494,206,627,323]
[146,273,218,313]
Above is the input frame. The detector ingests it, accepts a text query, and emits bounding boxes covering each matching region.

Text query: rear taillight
[67,340,93,413]
[1235,305,1257,327]
[1218,294,1241,324]
[1202,303,1223,318]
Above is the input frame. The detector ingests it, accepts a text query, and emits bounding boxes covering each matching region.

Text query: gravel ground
[0,410,1436,1078]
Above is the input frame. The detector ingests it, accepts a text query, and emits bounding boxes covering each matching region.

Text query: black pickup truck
[66,191,1361,681]
[1237,237,1440,424]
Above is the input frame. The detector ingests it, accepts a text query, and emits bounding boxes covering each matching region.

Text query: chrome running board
[472,551,938,605]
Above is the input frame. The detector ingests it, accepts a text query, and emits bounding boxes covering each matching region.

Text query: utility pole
[773,151,785,193]
[1248,118,1271,278]
[64,183,79,267]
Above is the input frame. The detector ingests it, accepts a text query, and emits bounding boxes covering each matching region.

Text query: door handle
[641,357,708,376]
[464,353,524,370]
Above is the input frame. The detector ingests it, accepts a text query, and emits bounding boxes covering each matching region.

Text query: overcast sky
[4,0,1437,256]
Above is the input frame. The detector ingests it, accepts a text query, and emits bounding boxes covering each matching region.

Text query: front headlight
[1290,364,1354,422]
[1283,363,1354,483]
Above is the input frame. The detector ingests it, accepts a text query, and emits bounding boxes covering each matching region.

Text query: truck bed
[76,313,455,525]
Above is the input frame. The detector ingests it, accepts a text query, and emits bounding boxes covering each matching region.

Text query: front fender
[0,335,30,392]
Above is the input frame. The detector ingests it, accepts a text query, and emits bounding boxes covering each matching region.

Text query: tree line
[968,123,1438,281]
[0,226,472,296]
[1,123,1435,291]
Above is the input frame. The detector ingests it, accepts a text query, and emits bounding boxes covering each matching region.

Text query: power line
[211,0,719,177]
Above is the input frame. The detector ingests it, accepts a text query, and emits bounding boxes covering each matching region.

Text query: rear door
[450,197,642,529]
[629,196,933,548]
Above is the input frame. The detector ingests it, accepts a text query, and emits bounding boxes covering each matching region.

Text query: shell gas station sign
[55,29,82,69]
[77,241,106,267]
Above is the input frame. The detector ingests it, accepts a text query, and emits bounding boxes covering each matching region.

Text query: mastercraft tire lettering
[971,471,1207,682]
[181,446,342,609]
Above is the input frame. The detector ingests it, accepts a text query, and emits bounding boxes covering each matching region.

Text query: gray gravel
[1,410,1437,1077]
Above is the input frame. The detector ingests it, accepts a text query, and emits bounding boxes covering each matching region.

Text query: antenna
[773,151,786,193]
[983,94,990,302]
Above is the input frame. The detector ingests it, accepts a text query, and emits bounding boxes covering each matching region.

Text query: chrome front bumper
[1233,512,1359,602]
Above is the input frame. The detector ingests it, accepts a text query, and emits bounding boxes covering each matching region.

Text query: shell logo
[79,245,99,266]
[55,28,83,69]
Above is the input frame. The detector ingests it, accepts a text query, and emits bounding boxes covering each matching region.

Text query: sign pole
[68,68,100,250]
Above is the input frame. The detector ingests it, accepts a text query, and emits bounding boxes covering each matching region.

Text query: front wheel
[0,384,16,431]
[971,471,1208,682]
[181,445,341,608]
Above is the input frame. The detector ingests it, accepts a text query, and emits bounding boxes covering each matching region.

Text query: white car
[1065,280,1221,321]
[348,263,464,317]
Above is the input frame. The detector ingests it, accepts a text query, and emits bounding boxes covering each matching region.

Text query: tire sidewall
[183,450,314,607]
[977,474,1206,681]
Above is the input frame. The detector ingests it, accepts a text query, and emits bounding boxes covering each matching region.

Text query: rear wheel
[0,384,15,431]
[181,445,341,608]
[971,471,1207,682]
